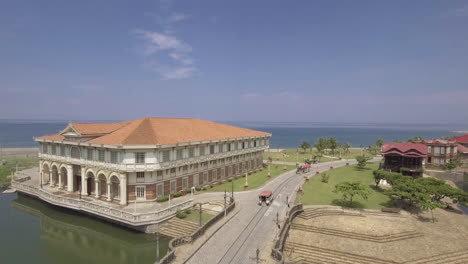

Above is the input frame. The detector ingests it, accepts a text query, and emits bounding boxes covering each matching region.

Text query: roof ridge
[121,118,157,144]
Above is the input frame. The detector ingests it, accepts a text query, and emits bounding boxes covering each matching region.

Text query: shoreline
[1,148,38,158]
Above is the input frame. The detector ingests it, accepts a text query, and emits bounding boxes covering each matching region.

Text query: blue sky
[1,0,467,124]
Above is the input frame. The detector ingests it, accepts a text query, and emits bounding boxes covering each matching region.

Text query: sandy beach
[1,148,39,158]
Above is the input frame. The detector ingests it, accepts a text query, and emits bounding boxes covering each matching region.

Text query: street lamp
[244,172,248,188]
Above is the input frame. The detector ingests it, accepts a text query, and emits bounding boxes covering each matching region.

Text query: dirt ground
[284,206,468,264]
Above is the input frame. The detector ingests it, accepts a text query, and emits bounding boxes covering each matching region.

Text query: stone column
[67,165,73,192]
[58,172,63,189]
[81,168,87,196]
[95,179,99,198]
[119,173,127,205]
[106,181,111,201]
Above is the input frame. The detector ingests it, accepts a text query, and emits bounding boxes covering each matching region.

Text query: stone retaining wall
[159,201,236,264]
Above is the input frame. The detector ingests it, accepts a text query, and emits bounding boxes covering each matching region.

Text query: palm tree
[299,141,311,154]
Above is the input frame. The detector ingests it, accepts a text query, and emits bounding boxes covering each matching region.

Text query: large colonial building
[35,118,271,205]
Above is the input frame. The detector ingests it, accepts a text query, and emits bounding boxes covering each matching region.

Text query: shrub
[156,196,169,203]
[176,210,187,219]
[184,208,192,214]
[355,155,371,169]
[227,178,233,182]
[320,173,329,183]
[201,187,206,191]
[173,192,182,198]
[195,186,201,192]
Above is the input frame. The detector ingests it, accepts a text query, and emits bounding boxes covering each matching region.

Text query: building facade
[423,139,458,168]
[452,134,468,170]
[35,118,271,205]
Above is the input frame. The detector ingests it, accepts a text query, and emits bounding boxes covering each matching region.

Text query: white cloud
[145,61,195,80]
[442,5,468,18]
[168,13,188,23]
[162,67,195,80]
[134,3,195,80]
[134,29,191,55]
[169,52,193,65]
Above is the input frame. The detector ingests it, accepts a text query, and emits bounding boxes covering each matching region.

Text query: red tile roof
[382,142,427,158]
[37,117,270,145]
[457,144,468,154]
[452,134,468,144]
[423,139,456,145]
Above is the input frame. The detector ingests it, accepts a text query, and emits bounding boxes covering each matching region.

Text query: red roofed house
[452,134,468,169]
[381,142,427,177]
[34,118,271,205]
[423,139,458,169]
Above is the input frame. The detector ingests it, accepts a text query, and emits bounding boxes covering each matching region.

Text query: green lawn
[263,148,376,164]
[0,157,39,184]
[298,162,392,209]
[184,209,214,225]
[263,149,334,163]
[204,164,296,192]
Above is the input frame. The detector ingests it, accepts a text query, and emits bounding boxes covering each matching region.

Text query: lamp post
[244,172,248,188]
[224,189,227,217]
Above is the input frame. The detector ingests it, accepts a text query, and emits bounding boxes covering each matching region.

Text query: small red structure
[381,142,427,178]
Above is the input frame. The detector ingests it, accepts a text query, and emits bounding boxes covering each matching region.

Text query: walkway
[185,159,356,264]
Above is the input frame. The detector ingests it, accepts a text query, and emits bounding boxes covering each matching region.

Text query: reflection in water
[5,194,169,264]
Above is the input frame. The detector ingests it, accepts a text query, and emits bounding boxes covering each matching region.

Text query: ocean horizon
[0,119,466,149]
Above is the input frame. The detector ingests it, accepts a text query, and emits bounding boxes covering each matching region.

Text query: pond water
[0,192,170,264]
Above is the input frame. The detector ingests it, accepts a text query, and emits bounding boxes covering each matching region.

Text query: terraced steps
[404,249,468,264]
[284,242,396,264]
[159,217,200,238]
[291,223,423,243]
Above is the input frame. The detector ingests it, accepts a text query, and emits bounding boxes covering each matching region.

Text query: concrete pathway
[184,159,357,264]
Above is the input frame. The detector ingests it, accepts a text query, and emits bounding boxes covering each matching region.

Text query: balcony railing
[39,145,268,171]
[11,180,193,226]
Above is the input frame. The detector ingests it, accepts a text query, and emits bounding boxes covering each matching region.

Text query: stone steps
[284,242,395,264]
[159,217,200,238]
[291,223,422,243]
[404,249,468,264]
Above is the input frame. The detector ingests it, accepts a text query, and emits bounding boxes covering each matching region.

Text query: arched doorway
[98,173,107,198]
[42,164,50,185]
[86,172,95,196]
[110,175,120,200]
[60,167,68,189]
[51,165,59,187]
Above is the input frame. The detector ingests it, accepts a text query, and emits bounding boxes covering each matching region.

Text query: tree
[416,177,454,202]
[375,138,384,149]
[268,156,273,164]
[355,155,370,170]
[418,198,442,222]
[407,136,423,143]
[386,178,428,207]
[333,182,370,205]
[343,143,351,154]
[299,141,311,154]
[445,160,460,171]
[328,137,339,155]
[314,138,329,154]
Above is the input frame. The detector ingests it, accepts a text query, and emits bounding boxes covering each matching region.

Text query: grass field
[298,162,392,209]
[0,157,39,184]
[263,149,334,163]
[263,148,374,164]
[204,164,296,192]
[184,209,214,225]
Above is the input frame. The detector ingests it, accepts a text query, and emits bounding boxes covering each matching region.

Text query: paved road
[185,159,357,264]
